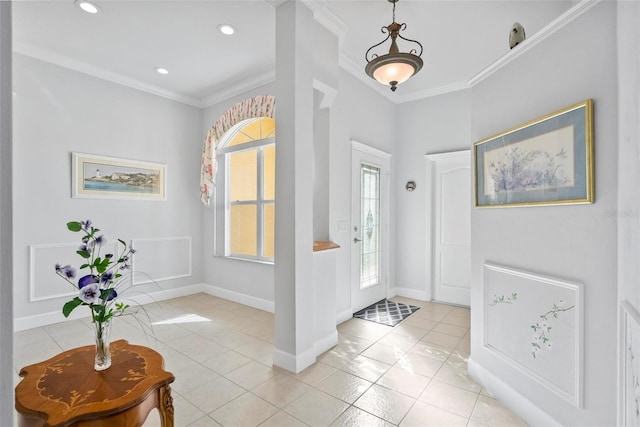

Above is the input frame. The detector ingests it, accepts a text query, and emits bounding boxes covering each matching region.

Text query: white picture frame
[72,152,167,201]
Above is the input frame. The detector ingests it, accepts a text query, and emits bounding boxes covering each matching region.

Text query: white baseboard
[125,284,206,305]
[14,284,206,332]
[468,357,561,427]
[314,330,338,355]
[202,284,274,313]
[336,308,353,325]
[14,309,85,332]
[15,283,340,333]
[273,345,317,373]
[390,286,429,301]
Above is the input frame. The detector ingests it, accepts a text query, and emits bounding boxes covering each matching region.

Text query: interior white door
[427,150,471,306]
[351,141,390,313]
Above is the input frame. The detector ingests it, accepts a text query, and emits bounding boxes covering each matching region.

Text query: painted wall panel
[30,242,118,301]
[620,301,640,426]
[484,264,581,407]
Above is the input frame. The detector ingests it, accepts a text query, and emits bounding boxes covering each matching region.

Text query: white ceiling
[12,0,574,107]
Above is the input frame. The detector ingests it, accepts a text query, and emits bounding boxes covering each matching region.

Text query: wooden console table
[15,340,175,427]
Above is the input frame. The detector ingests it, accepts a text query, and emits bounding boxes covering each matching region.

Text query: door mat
[353,299,420,327]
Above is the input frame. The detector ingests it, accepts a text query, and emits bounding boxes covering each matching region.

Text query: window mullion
[216,137,275,155]
[224,153,231,256]
[257,147,264,260]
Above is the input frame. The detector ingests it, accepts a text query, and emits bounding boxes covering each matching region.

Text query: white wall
[13,54,205,327]
[0,2,13,423]
[469,3,617,425]
[200,82,277,310]
[313,20,340,241]
[331,69,397,318]
[617,3,640,423]
[313,94,331,241]
[199,19,341,312]
[617,0,640,309]
[394,90,472,299]
[200,68,397,320]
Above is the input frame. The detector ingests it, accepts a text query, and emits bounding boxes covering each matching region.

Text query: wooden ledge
[313,241,340,252]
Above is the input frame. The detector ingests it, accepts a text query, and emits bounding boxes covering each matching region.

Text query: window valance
[200,95,275,206]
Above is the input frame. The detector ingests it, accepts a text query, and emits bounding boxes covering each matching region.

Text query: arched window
[217,117,275,261]
[200,95,275,206]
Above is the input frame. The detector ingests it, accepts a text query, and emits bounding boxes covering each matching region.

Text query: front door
[351,141,390,312]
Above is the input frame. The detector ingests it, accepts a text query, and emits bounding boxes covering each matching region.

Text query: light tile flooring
[14,294,528,426]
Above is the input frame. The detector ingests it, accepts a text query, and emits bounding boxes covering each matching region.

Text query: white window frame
[216,137,275,263]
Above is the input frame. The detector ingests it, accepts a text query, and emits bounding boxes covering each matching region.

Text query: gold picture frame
[474,99,594,208]
[72,152,167,201]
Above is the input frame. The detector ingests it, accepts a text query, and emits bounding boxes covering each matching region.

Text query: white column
[273,0,317,373]
[0,2,14,424]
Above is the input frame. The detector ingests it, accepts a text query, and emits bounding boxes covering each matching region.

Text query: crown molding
[263,0,287,8]
[468,0,600,87]
[200,70,276,109]
[302,0,348,45]
[300,0,327,12]
[400,81,471,104]
[313,78,337,110]
[13,42,203,108]
[14,42,278,110]
[265,1,347,47]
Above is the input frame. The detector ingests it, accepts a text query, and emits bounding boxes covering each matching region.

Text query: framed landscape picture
[72,153,167,200]
[474,99,594,208]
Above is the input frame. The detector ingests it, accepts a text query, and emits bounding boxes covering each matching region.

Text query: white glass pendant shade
[365,52,423,90]
[372,61,415,85]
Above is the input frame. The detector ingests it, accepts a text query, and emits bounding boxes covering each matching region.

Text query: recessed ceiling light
[74,0,100,14]
[218,24,236,36]
[155,67,169,75]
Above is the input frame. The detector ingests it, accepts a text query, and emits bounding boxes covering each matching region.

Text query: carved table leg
[158,385,174,427]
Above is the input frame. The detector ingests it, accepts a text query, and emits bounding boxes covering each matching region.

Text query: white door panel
[427,151,471,306]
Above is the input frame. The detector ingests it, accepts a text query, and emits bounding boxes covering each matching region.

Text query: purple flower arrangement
[55,220,135,323]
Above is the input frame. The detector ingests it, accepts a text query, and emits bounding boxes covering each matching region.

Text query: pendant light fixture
[365,0,423,92]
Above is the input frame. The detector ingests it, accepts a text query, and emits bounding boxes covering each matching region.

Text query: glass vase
[93,319,112,371]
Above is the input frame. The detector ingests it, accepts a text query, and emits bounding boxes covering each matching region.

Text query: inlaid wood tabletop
[15,339,175,427]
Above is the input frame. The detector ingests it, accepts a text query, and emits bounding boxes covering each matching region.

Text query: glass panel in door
[360,164,381,289]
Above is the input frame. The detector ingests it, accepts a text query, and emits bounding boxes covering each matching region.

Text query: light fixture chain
[392,0,396,23]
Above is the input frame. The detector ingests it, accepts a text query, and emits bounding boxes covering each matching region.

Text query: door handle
[354,237,362,243]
